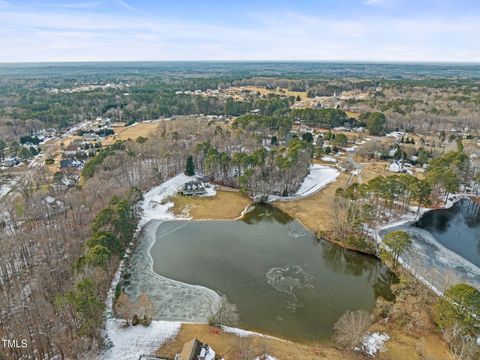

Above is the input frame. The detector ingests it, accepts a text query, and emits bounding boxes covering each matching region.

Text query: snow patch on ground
[356,332,390,357]
[321,156,337,163]
[103,173,217,359]
[269,164,340,202]
[102,319,180,360]
[254,355,278,360]
[222,326,258,337]
[221,326,286,342]
[0,178,17,199]
[139,173,216,228]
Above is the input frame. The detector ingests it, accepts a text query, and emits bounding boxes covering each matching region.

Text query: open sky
[0,0,479,62]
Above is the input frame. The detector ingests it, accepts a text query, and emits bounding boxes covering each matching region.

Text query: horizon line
[1,59,480,65]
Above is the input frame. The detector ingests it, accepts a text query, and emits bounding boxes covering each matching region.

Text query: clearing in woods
[172,189,251,220]
[230,86,308,100]
[102,122,161,145]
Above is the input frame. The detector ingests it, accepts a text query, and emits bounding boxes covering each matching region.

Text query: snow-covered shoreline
[374,195,480,295]
[102,174,219,360]
[102,167,343,359]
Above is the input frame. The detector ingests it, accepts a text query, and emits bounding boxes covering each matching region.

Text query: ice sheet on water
[124,220,221,322]
[266,265,313,311]
[381,224,480,292]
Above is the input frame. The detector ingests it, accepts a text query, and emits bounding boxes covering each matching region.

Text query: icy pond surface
[128,204,394,343]
[381,199,480,292]
[415,199,480,267]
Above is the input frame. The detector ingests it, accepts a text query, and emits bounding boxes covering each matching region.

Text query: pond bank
[103,172,461,359]
[377,196,480,295]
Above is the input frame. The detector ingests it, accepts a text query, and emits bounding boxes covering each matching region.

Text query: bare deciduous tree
[208,295,240,327]
[137,292,155,321]
[115,291,136,326]
[332,309,373,350]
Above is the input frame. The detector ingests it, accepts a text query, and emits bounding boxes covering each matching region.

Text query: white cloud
[0,5,478,62]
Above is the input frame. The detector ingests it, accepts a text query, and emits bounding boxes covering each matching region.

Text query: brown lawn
[157,323,449,360]
[273,172,352,235]
[157,324,360,360]
[231,86,308,100]
[172,189,252,220]
[102,122,161,145]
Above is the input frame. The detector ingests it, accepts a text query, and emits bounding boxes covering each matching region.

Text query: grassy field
[273,172,352,235]
[102,122,161,145]
[360,161,391,182]
[231,86,308,100]
[172,189,252,219]
[345,110,361,119]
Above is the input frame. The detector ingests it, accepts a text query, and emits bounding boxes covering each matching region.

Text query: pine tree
[185,155,195,176]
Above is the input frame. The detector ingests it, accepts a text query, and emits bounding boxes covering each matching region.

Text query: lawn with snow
[270,164,339,201]
[103,173,217,359]
[139,173,216,227]
[102,319,180,360]
[321,155,337,163]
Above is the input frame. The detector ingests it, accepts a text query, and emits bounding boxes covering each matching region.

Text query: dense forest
[0,117,319,358]
[1,62,480,142]
[1,63,480,359]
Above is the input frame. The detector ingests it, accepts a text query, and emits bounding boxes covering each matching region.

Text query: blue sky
[0,0,479,62]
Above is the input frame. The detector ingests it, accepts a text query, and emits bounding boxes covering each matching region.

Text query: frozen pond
[416,199,480,267]
[127,204,394,343]
[381,199,480,292]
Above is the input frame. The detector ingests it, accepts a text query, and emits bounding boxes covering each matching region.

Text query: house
[182,181,207,196]
[60,159,84,172]
[174,339,222,360]
[82,132,98,142]
[3,157,20,167]
[388,161,403,173]
[387,161,413,175]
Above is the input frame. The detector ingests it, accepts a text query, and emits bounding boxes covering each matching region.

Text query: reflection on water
[380,199,480,293]
[147,204,395,343]
[415,199,480,267]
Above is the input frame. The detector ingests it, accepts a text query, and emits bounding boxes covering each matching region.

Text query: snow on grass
[222,326,258,337]
[102,319,180,360]
[0,177,18,199]
[321,156,337,163]
[139,173,216,228]
[269,164,340,202]
[355,332,389,357]
[221,326,286,342]
[103,173,217,359]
